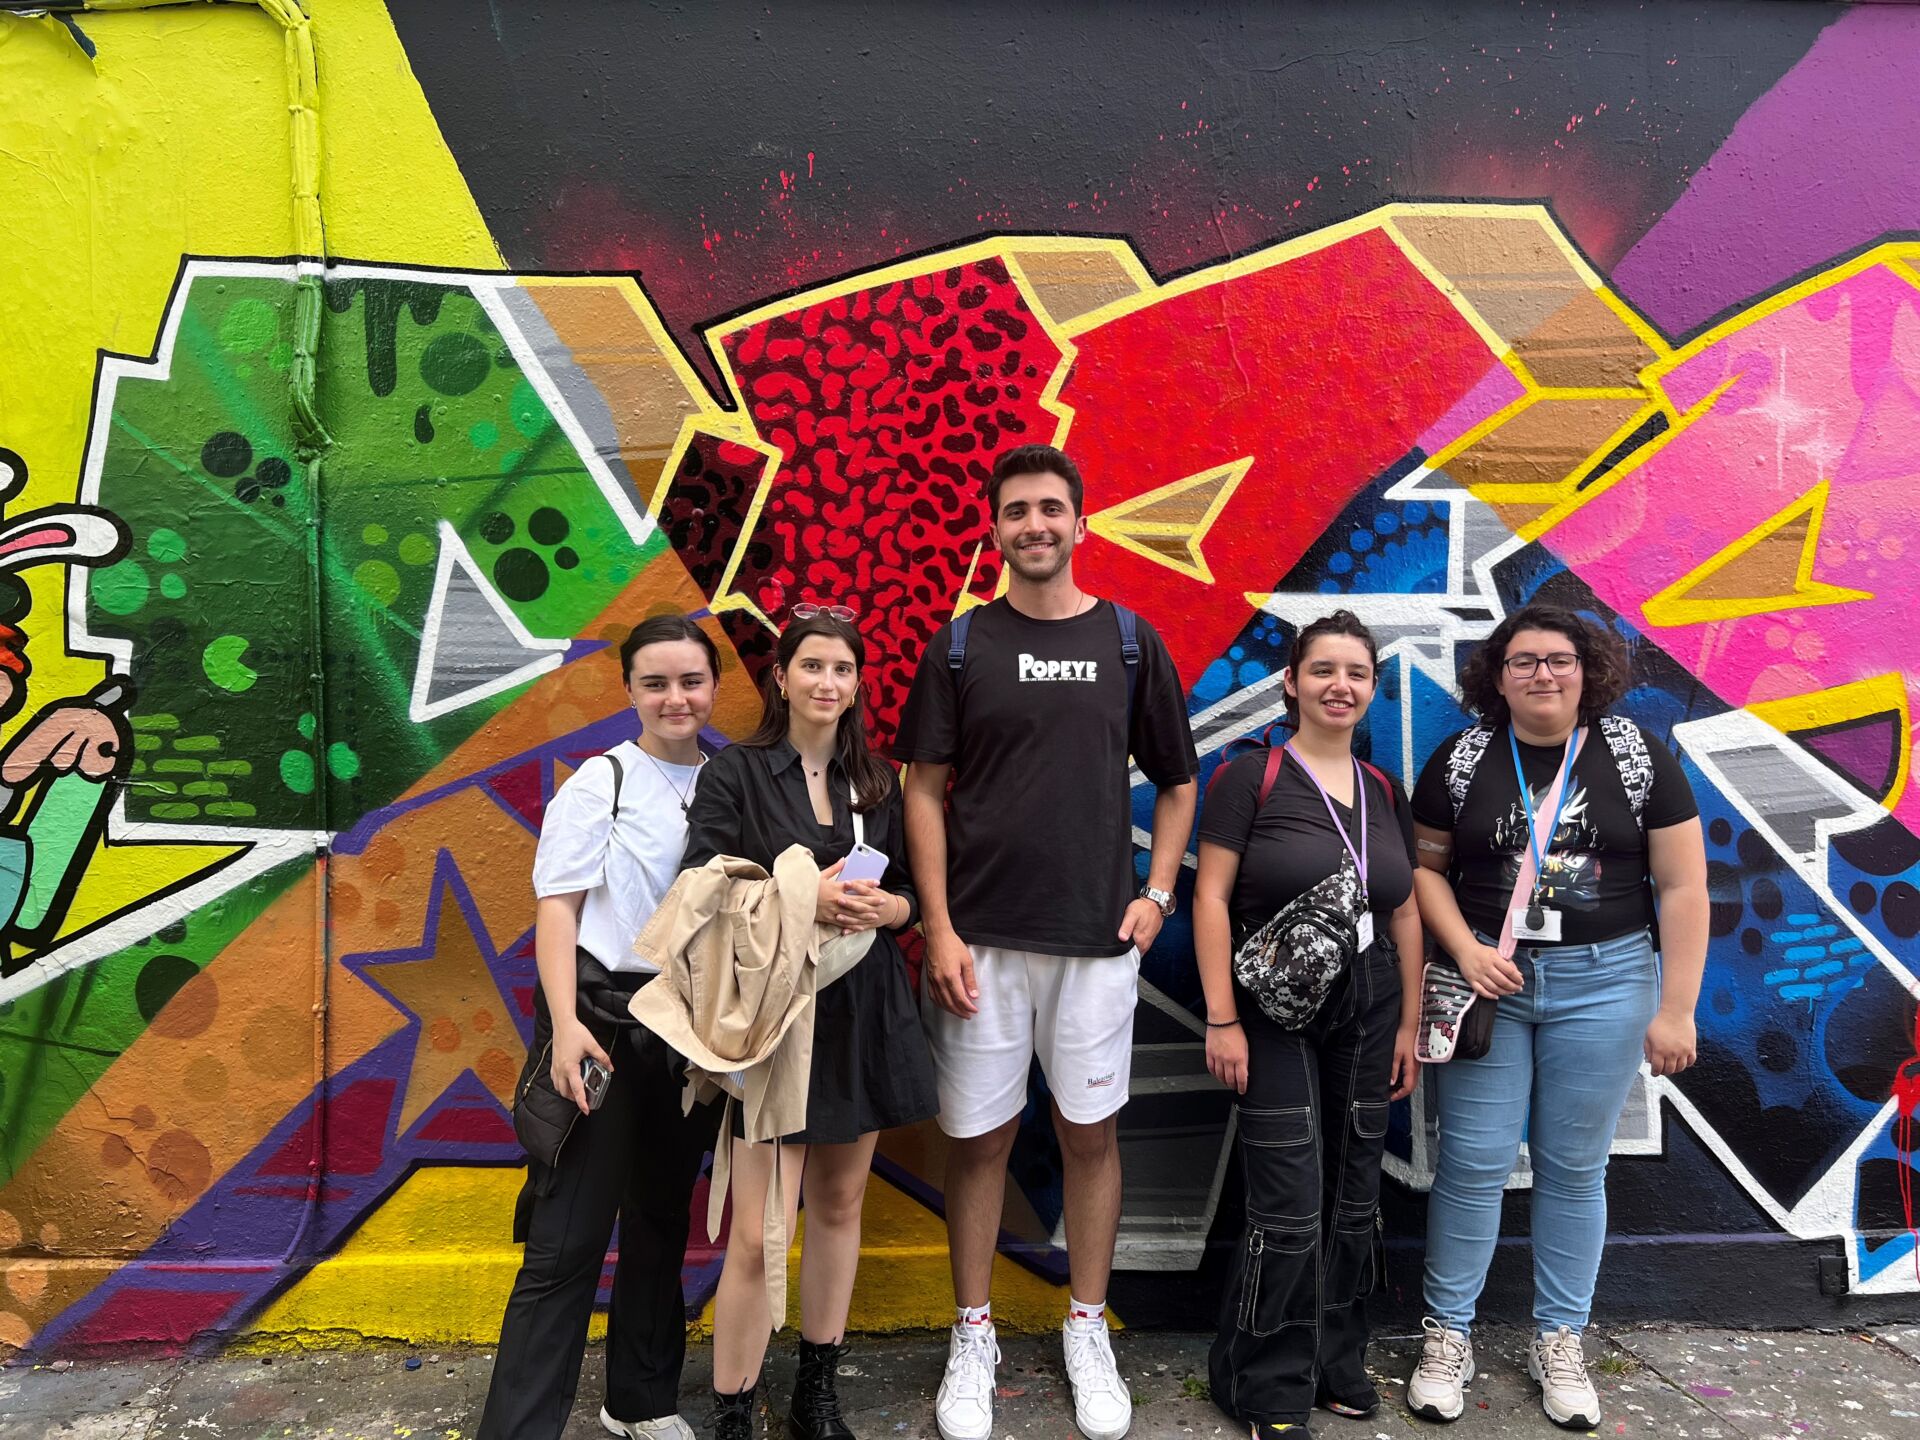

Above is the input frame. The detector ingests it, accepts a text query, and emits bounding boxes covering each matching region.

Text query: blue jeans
[1421,928,1659,1336]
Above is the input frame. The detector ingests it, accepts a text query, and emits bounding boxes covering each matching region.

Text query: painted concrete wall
[1,0,1917,1355]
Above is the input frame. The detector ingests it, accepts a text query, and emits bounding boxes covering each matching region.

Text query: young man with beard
[895,444,1198,1440]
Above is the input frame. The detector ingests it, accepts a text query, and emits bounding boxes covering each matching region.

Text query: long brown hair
[737,613,894,811]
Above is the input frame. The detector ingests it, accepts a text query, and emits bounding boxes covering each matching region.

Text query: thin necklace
[638,744,700,814]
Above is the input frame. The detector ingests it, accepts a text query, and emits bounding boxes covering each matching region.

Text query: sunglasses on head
[790,603,857,623]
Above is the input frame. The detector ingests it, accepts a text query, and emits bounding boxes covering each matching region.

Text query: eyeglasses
[1503,652,1581,679]
[790,603,857,623]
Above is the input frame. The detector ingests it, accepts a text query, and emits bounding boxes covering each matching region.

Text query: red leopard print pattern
[719,258,1064,745]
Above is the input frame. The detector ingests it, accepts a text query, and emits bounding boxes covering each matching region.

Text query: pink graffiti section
[1545,261,1920,828]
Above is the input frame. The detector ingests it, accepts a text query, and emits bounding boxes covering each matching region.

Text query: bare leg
[795,1131,879,1342]
[710,1137,807,1392]
[1052,1103,1122,1305]
[942,1116,1020,1309]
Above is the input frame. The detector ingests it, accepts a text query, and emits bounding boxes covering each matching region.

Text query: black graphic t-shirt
[892,598,1198,957]
[1200,748,1416,942]
[1411,719,1698,945]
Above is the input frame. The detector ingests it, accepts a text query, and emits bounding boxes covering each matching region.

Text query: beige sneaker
[1528,1326,1601,1429]
[1405,1316,1473,1422]
[600,1408,696,1440]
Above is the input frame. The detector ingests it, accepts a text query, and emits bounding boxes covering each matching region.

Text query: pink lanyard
[1283,743,1369,902]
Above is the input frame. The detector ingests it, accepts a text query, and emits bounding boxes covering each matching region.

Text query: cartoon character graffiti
[0,447,132,976]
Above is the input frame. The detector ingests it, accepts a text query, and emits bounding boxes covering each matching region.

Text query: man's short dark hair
[987,444,1083,518]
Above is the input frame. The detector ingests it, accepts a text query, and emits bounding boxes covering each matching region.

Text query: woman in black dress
[682,608,938,1440]
[1194,610,1424,1437]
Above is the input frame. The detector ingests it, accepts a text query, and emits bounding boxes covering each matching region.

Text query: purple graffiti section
[1614,6,1920,336]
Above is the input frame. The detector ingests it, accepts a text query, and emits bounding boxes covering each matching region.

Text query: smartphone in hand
[840,842,889,886]
[580,1055,613,1111]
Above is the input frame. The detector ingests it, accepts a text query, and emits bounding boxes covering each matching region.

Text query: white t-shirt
[531,740,703,973]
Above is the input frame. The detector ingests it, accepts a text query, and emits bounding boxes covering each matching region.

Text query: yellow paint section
[250,1166,1087,1347]
[1747,672,1912,810]
[244,1165,562,1350]
[0,0,500,944]
[691,1174,1087,1337]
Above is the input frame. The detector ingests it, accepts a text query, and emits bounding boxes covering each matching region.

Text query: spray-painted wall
[1,0,1918,1355]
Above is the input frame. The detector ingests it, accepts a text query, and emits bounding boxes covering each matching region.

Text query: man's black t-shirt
[1199,748,1416,941]
[1410,720,1698,945]
[892,598,1198,957]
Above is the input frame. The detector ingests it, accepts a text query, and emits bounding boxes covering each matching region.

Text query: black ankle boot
[712,1382,757,1440]
[788,1337,855,1440]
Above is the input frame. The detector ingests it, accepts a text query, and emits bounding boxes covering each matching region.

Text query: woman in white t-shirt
[478,616,726,1440]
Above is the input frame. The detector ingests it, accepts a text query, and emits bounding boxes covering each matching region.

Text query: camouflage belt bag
[1230,860,1364,1029]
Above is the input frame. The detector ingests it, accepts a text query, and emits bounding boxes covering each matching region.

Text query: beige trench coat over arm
[627,844,830,1323]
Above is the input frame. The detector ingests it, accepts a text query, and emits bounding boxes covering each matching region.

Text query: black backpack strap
[1444,725,1495,827]
[1114,603,1141,733]
[947,609,975,675]
[603,752,624,823]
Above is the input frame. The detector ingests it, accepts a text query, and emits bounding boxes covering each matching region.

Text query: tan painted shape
[1007,247,1150,327]
[328,787,539,1067]
[1517,288,1661,389]
[359,882,527,1135]
[1391,213,1657,386]
[516,282,712,483]
[1682,514,1811,601]
[1444,396,1649,491]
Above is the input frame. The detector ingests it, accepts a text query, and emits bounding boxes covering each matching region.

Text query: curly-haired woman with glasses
[1402,604,1707,1432]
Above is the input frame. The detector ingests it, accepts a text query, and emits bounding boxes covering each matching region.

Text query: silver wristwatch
[1141,885,1175,917]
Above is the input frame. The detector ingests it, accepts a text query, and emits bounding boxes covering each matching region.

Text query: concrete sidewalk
[4,1325,1918,1440]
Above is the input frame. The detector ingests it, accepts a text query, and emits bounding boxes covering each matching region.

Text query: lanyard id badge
[1508,726,1583,943]
[1285,743,1374,950]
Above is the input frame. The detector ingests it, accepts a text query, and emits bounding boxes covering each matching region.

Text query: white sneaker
[1528,1326,1601,1429]
[600,1407,696,1440]
[1062,1313,1132,1440]
[936,1319,1000,1440]
[1405,1316,1473,1423]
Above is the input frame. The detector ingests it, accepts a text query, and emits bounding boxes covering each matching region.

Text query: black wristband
[1205,1017,1241,1028]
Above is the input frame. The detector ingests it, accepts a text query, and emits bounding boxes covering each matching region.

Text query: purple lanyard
[1284,742,1368,900]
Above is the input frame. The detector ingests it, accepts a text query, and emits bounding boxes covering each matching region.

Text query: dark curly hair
[1460,603,1630,728]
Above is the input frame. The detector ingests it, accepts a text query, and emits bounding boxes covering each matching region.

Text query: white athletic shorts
[920,944,1141,1138]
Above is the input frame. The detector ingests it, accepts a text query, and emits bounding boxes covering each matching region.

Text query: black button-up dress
[681,738,938,1143]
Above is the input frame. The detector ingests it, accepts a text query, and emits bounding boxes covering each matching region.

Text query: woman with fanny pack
[1403,603,1706,1432]
[479,616,725,1440]
[681,608,938,1440]
[1194,610,1424,1438]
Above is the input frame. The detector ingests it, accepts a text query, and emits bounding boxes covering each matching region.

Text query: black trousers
[1209,940,1400,1426]
[478,976,719,1439]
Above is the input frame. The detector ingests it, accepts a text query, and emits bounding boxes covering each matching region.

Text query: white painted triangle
[409,521,568,724]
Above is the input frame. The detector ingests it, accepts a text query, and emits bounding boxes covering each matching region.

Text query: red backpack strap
[1357,759,1397,810]
[1256,744,1287,810]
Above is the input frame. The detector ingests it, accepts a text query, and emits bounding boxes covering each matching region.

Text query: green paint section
[87,272,666,833]
[201,634,260,693]
[0,854,308,1184]
[15,774,114,932]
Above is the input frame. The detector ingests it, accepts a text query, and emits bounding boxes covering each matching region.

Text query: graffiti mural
[3,0,1919,1359]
